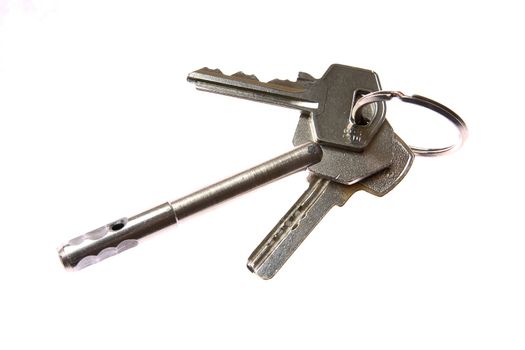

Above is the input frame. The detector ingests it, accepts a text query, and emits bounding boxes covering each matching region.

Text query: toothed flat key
[247,135,414,279]
[188,65,394,185]
[188,64,387,151]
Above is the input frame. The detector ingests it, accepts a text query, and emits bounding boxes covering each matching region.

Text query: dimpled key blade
[247,135,414,279]
[247,176,356,279]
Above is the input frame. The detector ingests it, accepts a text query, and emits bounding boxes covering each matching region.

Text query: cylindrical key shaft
[58,142,323,270]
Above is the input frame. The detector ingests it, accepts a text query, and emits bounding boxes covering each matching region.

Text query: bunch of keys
[57,64,468,279]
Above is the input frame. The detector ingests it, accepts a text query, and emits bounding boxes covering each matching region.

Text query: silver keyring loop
[352,91,468,157]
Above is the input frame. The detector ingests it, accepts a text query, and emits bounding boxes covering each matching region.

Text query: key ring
[352,91,468,157]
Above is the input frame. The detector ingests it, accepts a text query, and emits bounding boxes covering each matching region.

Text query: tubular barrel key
[57,64,468,277]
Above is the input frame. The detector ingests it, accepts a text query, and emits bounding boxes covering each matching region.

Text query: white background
[1,1,523,349]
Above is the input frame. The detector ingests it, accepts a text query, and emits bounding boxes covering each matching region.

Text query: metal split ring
[352,91,468,157]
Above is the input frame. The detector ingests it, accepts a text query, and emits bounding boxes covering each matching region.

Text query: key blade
[187,67,320,111]
[247,177,358,279]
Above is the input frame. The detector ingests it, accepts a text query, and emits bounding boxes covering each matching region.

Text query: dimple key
[247,135,414,279]
[188,64,387,151]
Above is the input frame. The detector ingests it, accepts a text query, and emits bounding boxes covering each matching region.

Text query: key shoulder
[293,114,394,185]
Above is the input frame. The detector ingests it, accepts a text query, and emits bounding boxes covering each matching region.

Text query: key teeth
[232,71,260,81]
[268,78,303,88]
[202,67,223,74]
[60,239,139,271]
[297,72,315,82]
[58,217,134,271]
[191,67,316,91]
[195,66,314,86]
[64,218,128,246]
[268,73,316,88]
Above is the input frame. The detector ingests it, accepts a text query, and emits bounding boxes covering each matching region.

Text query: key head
[294,114,395,185]
[312,64,386,150]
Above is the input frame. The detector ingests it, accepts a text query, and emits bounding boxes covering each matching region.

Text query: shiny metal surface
[58,64,467,276]
[169,143,322,220]
[247,135,414,279]
[59,203,176,270]
[352,91,468,156]
[58,143,323,270]
[293,113,394,184]
[188,64,386,150]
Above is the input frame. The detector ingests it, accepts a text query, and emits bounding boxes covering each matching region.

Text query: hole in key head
[352,90,378,126]
[111,220,126,231]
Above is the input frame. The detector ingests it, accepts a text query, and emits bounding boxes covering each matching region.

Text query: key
[188,65,394,184]
[247,135,414,279]
[188,64,387,150]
